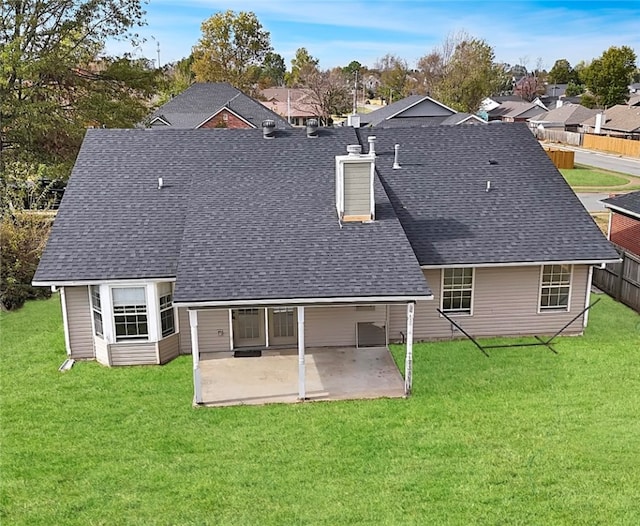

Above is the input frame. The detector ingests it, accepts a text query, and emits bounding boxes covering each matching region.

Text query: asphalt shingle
[357,124,618,266]
[148,82,290,129]
[602,191,640,216]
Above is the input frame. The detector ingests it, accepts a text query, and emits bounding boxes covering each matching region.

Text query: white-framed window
[158,283,175,338]
[112,287,148,341]
[539,264,572,312]
[90,285,103,337]
[272,307,295,338]
[441,268,474,315]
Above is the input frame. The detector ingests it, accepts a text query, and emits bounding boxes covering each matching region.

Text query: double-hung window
[158,283,175,337]
[539,265,571,311]
[90,285,103,337]
[112,287,148,341]
[442,268,474,315]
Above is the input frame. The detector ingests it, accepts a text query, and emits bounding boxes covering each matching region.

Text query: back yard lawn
[1,295,640,525]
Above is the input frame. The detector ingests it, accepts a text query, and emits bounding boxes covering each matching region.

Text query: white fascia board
[148,116,171,126]
[195,107,256,129]
[420,259,621,270]
[387,96,456,120]
[32,277,176,287]
[602,202,640,220]
[175,294,434,309]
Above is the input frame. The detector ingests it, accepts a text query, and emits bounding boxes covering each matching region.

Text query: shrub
[0,212,53,311]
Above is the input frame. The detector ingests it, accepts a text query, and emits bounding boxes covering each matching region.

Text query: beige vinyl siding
[178,308,191,354]
[95,337,109,365]
[197,310,231,353]
[63,286,95,359]
[158,333,180,364]
[109,342,157,366]
[389,265,589,341]
[305,305,386,347]
[343,162,371,216]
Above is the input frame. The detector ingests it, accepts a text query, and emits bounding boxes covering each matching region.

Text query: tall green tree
[259,52,286,87]
[581,46,637,107]
[1,0,152,178]
[548,59,575,84]
[375,54,408,102]
[415,33,501,112]
[191,10,272,92]
[287,47,319,87]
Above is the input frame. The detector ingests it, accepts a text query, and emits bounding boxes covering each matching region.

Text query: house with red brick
[602,191,640,256]
[147,82,290,129]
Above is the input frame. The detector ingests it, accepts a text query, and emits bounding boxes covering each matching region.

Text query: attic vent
[347,144,362,156]
[262,119,276,139]
[393,144,401,169]
[489,159,498,165]
[368,136,376,156]
[306,118,319,138]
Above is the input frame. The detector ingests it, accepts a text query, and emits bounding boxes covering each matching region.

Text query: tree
[581,46,637,107]
[548,59,574,84]
[191,10,272,92]
[565,82,584,97]
[298,67,351,124]
[259,52,286,87]
[287,47,319,87]
[415,32,501,112]
[375,54,408,102]
[1,0,150,175]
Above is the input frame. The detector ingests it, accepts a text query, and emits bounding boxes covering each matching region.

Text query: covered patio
[198,346,405,406]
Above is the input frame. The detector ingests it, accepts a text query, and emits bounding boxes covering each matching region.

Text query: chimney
[556,100,563,109]
[262,119,276,139]
[306,118,319,138]
[594,113,603,134]
[335,144,375,222]
[347,113,361,128]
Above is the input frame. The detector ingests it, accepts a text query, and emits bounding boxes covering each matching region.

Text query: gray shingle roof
[602,191,640,216]
[580,105,640,133]
[34,128,431,303]
[529,103,598,126]
[357,124,618,266]
[361,95,455,127]
[148,82,290,129]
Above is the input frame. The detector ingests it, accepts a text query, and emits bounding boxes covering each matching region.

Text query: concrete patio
[198,346,406,407]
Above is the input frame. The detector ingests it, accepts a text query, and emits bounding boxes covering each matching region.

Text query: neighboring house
[34,124,618,403]
[440,113,487,125]
[359,95,457,127]
[259,87,320,126]
[580,105,640,139]
[488,100,548,122]
[528,103,599,133]
[629,82,640,94]
[147,82,290,129]
[602,191,640,256]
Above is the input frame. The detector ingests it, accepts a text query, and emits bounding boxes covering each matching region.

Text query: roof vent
[488,159,498,165]
[262,119,276,139]
[368,136,376,156]
[347,144,362,156]
[158,177,164,190]
[306,118,319,138]
[393,144,401,169]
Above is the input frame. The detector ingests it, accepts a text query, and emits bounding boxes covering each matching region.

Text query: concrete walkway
[199,346,406,407]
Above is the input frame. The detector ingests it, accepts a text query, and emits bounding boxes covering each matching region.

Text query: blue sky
[107,0,640,71]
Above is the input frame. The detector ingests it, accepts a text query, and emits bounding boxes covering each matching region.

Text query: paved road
[572,149,640,176]
[576,192,609,212]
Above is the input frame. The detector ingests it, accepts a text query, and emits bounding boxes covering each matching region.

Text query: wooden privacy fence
[593,245,640,313]
[544,148,575,169]
[583,134,640,158]
[537,129,582,146]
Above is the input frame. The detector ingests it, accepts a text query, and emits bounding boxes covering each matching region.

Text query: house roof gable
[602,191,640,218]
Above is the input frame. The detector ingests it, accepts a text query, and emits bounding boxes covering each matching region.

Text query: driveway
[576,193,609,212]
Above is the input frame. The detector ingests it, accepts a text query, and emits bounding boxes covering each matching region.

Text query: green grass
[560,166,630,187]
[2,295,640,525]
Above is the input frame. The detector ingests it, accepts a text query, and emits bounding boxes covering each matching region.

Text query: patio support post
[297,306,305,400]
[189,310,203,404]
[404,302,415,396]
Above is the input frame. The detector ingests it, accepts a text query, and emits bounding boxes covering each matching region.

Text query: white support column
[583,266,594,329]
[59,287,72,357]
[189,310,202,404]
[297,306,306,400]
[404,302,415,396]
[264,308,269,348]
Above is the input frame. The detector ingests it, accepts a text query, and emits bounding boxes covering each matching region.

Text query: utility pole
[353,70,358,114]
[156,40,161,69]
